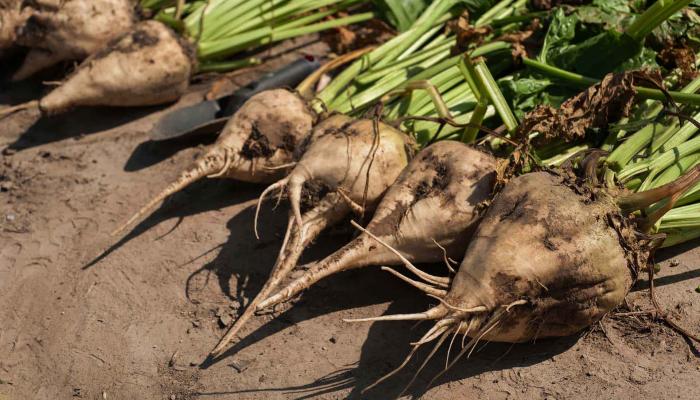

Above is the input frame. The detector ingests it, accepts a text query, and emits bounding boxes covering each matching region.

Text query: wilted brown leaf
[496,19,542,60]
[450,13,491,54]
[520,72,637,145]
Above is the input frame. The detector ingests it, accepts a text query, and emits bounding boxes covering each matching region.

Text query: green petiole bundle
[140,0,375,72]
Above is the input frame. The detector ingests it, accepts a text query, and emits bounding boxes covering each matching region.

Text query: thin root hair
[254,178,288,239]
[350,220,450,287]
[381,266,447,297]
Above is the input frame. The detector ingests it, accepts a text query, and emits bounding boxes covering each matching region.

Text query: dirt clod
[240,126,275,159]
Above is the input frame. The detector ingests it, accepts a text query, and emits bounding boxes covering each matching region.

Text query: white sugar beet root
[210,116,415,357]
[13,0,135,80]
[350,161,700,395]
[256,141,496,311]
[109,88,318,241]
[1,20,191,118]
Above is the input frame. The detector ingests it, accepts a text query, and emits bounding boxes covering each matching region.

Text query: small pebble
[0,181,14,192]
[219,314,232,328]
[229,359,252,373]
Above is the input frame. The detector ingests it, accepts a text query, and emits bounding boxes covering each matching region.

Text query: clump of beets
[348,154,700,394]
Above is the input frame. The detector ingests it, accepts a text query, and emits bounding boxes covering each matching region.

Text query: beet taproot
[256,140,496,312]
[210,116,415,356]
[1,20,191,118]
[110,88,318,239]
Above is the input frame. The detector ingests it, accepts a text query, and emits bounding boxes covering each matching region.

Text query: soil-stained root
[258,141,496,310]
[13,0,135,80]
[109,89,317,240]
[0,20,191,118]
[210,116,415,357]
[352,165,700,394]
[0,0,29,50]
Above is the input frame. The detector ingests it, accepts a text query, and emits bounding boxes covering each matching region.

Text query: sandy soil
[1,41,700,400]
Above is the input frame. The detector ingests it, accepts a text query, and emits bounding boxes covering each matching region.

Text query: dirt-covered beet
[210,116,415,356]
[13,0,135,80]
[354,164,700,393]
[36,20,191,114]
[110,88,317,238]
[257,141,496,311]
[445,171,637,342]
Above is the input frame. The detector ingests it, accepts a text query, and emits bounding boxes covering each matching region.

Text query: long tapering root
[287,174,306,236]
[446,320,467,369]
[427,294,488,314]
[398,330,452,398]
[0,100,39,119]
[344,304,448,323]
[209,214,301,358]
[256,172,306,241]
[110,150,225,238]
[256,210,360,311]
[381,266,447,297]
[362,318,455,394]
[414,318,456,346]
[211,194,349,357]
[361,299,530,394]
[257,217,453,312]
[425,311,503,390]
[254,178,289,239]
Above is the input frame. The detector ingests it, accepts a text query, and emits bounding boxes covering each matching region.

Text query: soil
[2,39,700,400]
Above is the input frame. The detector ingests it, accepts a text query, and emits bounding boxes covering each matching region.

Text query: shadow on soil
[123,134,218,172]
[196,274,578,399]
[630,236,700,290]
[184,196,292,306]
[5,104,168,151]
[83,178,264,270]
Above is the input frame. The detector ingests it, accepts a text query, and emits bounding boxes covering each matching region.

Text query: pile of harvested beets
[2,0,700,397]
